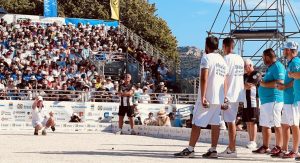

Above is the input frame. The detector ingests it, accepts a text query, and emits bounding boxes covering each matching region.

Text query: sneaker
[115,130,123,135]
[174,148,195,158]
[270,146,282,155]
[252,146,270,154]
[270,150,285,158]
[282,151,297,159]
[42,130,47,136]
[246,141,257,149]
[295,156,300,161]
[131,130,137,135]
[202,148,218,158]
[218,147,237,158]
[51,126,55,132]
[34,131,38,135]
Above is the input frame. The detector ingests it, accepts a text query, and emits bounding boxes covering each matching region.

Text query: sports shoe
[34,130,38,135]
[51,126,55,132]
[115,130,123,135]
[202,148,218,158]
[42,130,47,136]
[282,151,297,159]
[246,141,257,149]
[174,148,195,158]
[270,146,282,155]
[252,145,270,154]
[218,147,237,158]
[131,130,137,135]
[270,150,285,158]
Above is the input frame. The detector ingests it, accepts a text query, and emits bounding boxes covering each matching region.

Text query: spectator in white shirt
[139,86,151,104]
[157,87,172,104]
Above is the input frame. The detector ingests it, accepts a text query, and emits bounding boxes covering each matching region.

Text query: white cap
[37,96,43,101]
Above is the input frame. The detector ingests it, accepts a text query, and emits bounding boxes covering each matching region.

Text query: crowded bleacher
[0,18,177,102]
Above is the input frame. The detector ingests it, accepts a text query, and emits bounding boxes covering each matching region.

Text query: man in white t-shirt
[157,87,172,104]
[219,37,245,158]
[32,96,55,135]
[174,36,228,158]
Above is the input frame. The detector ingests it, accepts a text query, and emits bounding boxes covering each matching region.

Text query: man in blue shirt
[282,41,300,159]
[253,48,285,156]
[276,41,300,158]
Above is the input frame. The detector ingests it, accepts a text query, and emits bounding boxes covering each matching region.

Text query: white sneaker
[246,141,257,149]
[218,147,237,158]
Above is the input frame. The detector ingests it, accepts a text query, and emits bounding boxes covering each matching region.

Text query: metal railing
[119,24,172,69]
[0,89,197,104]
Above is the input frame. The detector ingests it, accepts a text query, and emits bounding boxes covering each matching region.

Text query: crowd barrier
[0,100,193,124]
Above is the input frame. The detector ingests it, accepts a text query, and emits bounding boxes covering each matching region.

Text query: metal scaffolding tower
[209,0,300,69]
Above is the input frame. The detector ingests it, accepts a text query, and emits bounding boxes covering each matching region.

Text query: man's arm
[277,81,294,90]
[224,75,228,97]
[121,90,133,97]
[289,72,300,79]
[260,80,283,88]
[200,68,209,106]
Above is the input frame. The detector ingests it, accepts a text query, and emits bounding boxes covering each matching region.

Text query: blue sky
[149,0,300,50]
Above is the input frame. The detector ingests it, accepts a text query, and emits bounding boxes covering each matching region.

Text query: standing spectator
[157,62,168,81]
[243,59,261,149]
[277,41,300,158]
[253,48,285,156]
[115,74,136,135]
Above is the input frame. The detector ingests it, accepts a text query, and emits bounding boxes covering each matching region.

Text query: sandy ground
[0,130,293,163]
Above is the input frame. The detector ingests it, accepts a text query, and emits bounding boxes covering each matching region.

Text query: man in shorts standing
[32,96,55,135]
[219,37,245,158]
[278,41,300,159]
[115,74,136,135]
[174,36,228,158]
[243,59,261,149]
[252,48,285,155]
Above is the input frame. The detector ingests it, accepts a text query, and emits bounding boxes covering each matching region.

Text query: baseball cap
[282,41,299,50]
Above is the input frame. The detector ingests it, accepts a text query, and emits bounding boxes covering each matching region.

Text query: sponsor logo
[17,104,23,109]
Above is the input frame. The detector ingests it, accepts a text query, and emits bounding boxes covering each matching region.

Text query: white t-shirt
[32,104,46,123]
[224,53,245,102]
[158,94,172,104]
[197,52,228,105]
[158,67,168,76]
[139,94,151,104]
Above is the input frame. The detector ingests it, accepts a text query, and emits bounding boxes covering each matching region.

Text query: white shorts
[282,103,300,126]
[192,104,221,127]
[222,102,239,123]
[259,102,283,128]
[32,117,49,128]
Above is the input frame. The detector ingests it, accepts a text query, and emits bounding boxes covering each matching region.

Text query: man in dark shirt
[115,74,136,135]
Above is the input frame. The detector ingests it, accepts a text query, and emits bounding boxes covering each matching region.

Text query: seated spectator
[156,109,171,127]
[139,86,151,104]
[69,113,81,123]
[155,82,165,93]
[144,112,157,126]
[169,112,183,127]
[157,87,172,104]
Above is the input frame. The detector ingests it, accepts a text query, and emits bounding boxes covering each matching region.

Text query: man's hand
[202,97,209,108]
[276,83,285,90]
[288,72,295,78]
[244,82,254,90]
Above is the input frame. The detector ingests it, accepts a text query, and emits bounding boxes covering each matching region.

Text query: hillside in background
[178,46,202,79]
